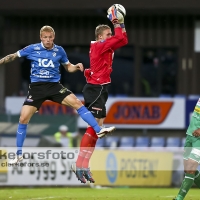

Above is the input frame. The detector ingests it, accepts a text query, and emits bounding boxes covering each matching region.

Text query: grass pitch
[0,187,200,200]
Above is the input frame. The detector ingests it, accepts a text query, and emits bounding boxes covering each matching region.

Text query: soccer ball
[114,4,126,17]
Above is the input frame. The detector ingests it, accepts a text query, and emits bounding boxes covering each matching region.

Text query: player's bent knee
[73,98,84,109]
[19,114,30,123]
[19,116,29,124]
[185,159,199,172]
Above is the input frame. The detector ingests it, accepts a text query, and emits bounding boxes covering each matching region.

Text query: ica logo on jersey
[38,59,55,68]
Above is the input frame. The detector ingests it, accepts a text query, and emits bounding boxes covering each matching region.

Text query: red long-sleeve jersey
[84,27,128,85]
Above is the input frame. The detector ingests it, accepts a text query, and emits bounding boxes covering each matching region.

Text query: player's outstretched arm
[0,53,18,65]
[63,62,84,73]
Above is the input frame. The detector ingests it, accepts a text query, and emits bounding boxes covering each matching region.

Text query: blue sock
[16,123,27,155]
[77,106,101,133]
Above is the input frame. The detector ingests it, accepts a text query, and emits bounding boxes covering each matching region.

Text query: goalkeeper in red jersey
[72,5,128,183]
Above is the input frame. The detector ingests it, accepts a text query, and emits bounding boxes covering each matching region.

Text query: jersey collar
[41,42,55,50]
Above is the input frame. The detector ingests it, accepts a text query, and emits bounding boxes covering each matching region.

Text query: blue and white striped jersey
[17,42,69,83]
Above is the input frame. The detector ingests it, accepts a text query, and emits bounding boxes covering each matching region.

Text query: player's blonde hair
[40,25,55,36]
[95,24,111,40]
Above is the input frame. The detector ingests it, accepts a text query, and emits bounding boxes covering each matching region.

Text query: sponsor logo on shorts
[59,88,67,94]
[26,99,33,102]
[26,95,33,102]
[92,107,102,111]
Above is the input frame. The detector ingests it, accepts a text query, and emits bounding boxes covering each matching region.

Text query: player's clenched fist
[76,63,84,72]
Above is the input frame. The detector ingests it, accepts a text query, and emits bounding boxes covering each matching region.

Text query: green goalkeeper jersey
[186,99,200,136]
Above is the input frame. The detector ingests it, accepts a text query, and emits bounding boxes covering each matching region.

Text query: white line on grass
[25,196,63,200]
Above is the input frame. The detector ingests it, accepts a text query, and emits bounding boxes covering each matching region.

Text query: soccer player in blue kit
[0,25,115,164]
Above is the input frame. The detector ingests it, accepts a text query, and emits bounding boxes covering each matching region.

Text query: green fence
[0,113,78,136]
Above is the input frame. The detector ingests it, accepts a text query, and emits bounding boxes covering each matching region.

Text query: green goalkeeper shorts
[183,135,200,163]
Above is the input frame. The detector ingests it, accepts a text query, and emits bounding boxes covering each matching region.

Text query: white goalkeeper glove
[107,5,125,25]
[107,5,119,24]
[117,11,124,24]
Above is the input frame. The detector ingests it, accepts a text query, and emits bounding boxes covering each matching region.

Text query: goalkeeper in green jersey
[174,99,200,200]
